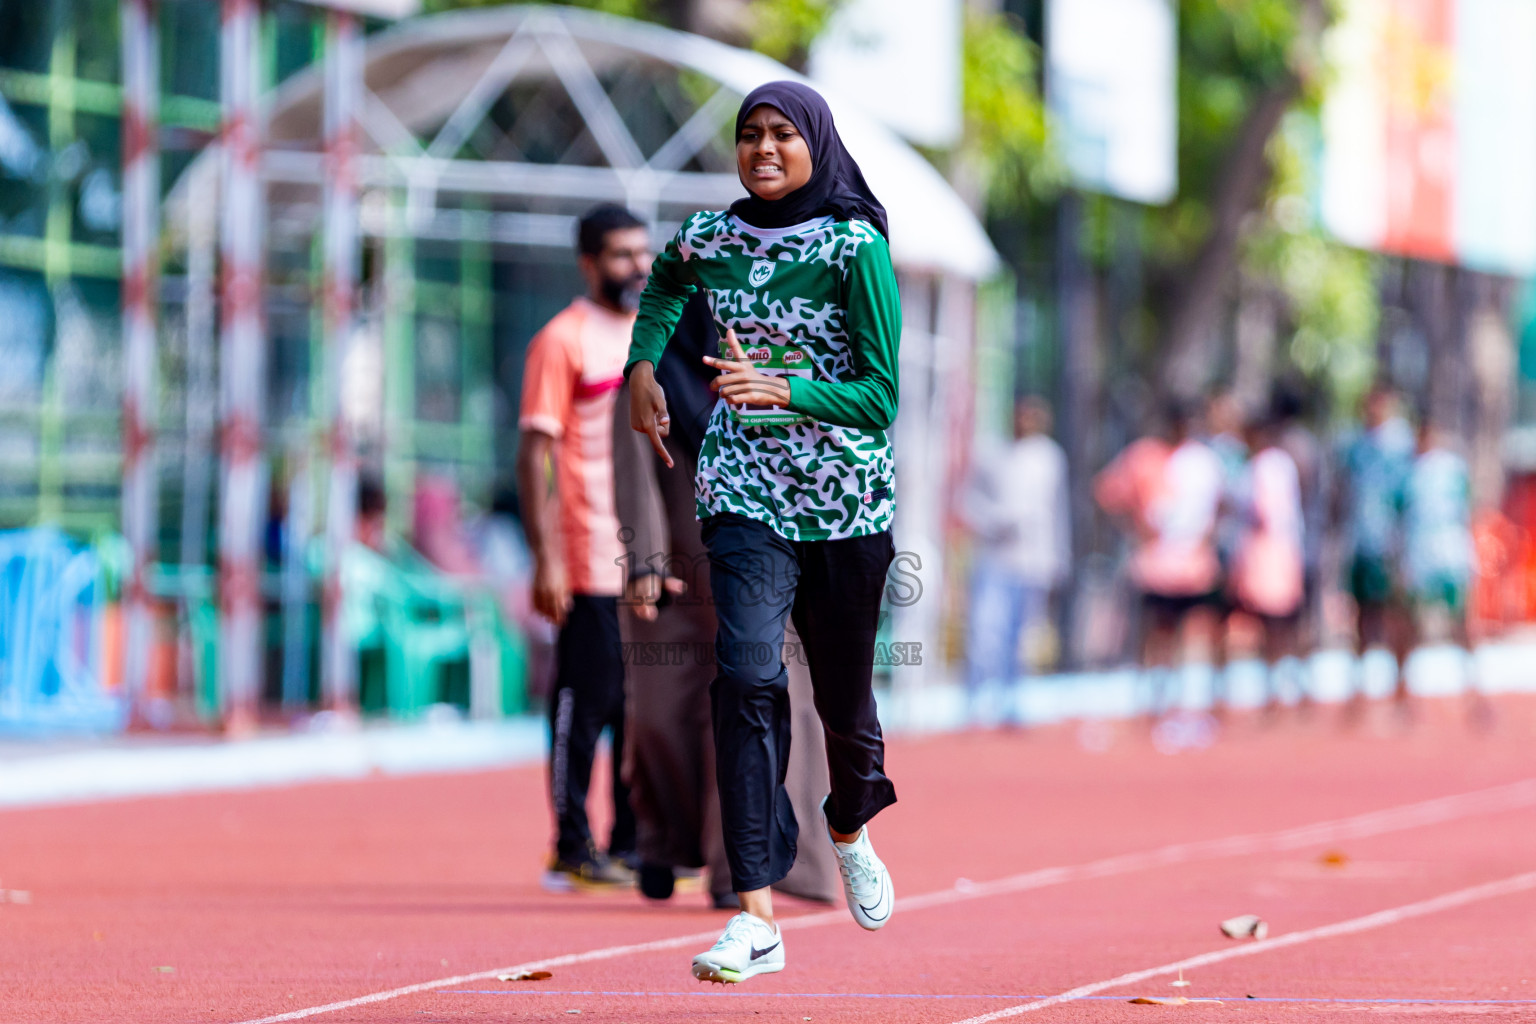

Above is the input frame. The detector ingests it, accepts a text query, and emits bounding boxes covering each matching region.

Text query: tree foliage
[1155,0,1377,410]
[744,0,839,68]
[1244,112,1379,413]
[971,0,1375,410]
[954,8,1060,217]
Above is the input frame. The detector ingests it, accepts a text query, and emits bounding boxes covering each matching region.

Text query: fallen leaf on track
[1130,997,1224,1005]
[498,970,553,981]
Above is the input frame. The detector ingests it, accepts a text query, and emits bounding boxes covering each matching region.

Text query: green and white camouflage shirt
[627,211,902,542]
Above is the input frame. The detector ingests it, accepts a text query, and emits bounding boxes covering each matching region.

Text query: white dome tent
[254,5,998,277]
[164,4,997,710]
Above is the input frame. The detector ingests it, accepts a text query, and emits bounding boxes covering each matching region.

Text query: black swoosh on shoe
[857,882,890,921]
[749,940,781,961]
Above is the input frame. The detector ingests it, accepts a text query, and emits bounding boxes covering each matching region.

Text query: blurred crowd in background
[959,380,1500,725]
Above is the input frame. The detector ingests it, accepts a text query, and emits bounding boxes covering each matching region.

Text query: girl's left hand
[704,329,792,408]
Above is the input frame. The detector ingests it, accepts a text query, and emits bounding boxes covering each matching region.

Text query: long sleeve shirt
[963,433,1071,586]
[626,211,902,541]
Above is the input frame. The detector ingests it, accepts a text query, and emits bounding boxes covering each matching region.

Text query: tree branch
[1157,79,1298,399]
[1157,0,1329,400]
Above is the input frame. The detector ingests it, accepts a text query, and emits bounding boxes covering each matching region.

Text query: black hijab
[728,81,889,240]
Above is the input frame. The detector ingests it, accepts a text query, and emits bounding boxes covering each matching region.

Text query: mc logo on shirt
[749,258,775,289]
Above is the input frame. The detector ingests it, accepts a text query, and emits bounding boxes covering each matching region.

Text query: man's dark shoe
[640,862,676,900]
[541,852,635,893]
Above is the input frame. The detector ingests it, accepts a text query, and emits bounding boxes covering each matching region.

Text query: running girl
[625,81,901,984]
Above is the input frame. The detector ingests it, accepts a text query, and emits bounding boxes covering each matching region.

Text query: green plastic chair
[187,592,220,721]
[340,543,528,718]
[158,542,529,723]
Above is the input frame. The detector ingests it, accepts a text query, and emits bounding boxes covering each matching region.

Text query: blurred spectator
[1096,402,1223,708]
[1229,413,1306,703]
[613,291,719,904]
[613,291,840,909]
[1205,391,1250,582]
[1205,392,1249,479]
[1339,384,1415,700]
[356,473,387,553]
[1405,422,1475,660]
[1271,384,1329,646]
[264,475,288,569]
[516,203,652,891]
[1203,391,1249,679]
[413,474,482,578]
[960,397,1069,724]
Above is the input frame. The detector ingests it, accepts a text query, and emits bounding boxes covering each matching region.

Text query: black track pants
[548,594,636,863]
[701,512,897,893]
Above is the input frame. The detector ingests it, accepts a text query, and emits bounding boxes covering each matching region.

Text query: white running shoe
[690,912,785,984]
[826,806,894,930]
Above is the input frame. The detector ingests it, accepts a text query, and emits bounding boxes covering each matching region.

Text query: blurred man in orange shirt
[517,205,652,890]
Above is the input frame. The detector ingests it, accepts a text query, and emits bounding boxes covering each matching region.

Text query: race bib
[723,340,812,427]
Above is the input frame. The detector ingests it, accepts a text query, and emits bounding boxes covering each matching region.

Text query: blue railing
[0,529,125,735]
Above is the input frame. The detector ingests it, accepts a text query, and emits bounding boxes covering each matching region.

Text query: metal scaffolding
[218,0,267,726]
[119,0,160,717]
[320,9,363,714]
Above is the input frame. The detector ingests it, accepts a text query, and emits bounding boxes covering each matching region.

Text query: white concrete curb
[0,715,547,810]
[5,639,1533,811]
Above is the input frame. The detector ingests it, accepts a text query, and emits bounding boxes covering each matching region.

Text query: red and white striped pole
[218,0,267,731]
[120,0,160,721]
[320,9,362,714]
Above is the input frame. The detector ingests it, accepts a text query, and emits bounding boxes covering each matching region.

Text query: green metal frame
[459,201,495,505]
[0,1,557,727]
[0,5,220,534]
[2,2,507,618]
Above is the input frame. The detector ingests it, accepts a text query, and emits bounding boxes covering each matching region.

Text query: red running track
[3,696,1536,1023]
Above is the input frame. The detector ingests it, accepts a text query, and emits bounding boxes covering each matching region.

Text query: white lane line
[946,869,1536,1023]
[899,777,1536,912]
[230,929,725,1024]
[230,777,1536,1024]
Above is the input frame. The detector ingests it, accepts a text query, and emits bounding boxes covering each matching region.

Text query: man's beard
[600,272,648,313]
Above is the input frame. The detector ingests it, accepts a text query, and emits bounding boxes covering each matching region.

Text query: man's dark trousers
[701,512,897,893]
[549,594,636,863]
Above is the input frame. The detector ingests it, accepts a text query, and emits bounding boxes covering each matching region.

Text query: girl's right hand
[628,361,674,469]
